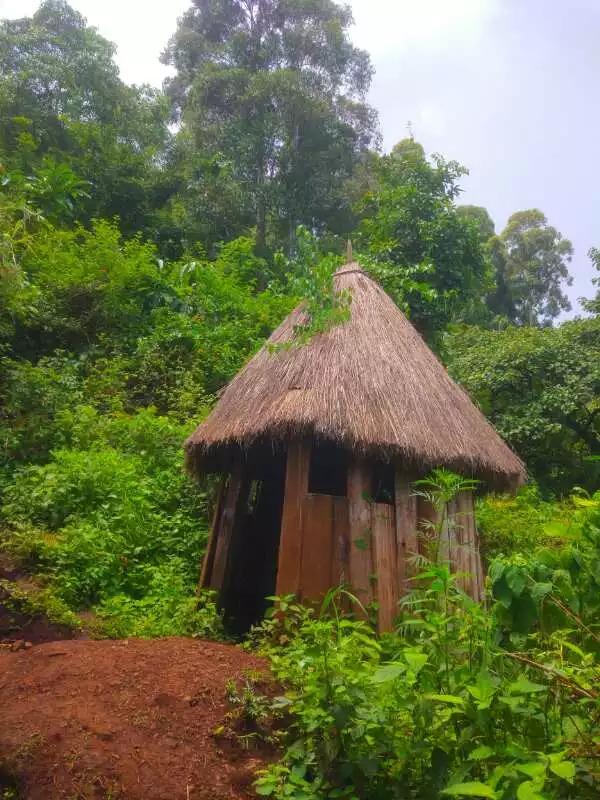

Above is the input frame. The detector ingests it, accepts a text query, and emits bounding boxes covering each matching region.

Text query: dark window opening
[372,461,395,505]
[308,441,347,496]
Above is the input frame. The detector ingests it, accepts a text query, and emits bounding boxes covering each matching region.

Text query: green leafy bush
[489,491,600,638]
[0,407,208,631]
[94,564,224,639]
[254,481,600,800]
[476,485,576,561]
[256,579,599,800]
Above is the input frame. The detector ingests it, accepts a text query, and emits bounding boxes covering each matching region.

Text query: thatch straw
[185,262,526,489]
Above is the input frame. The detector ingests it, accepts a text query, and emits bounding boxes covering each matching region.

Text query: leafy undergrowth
[248,490,600,800]
[0,405,227,640]
[476,485,580,561]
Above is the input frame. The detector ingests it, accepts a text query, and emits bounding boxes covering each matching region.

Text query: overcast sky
[1,0,597,313]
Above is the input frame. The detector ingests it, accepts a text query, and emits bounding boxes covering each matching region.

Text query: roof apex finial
[346,239,353,263]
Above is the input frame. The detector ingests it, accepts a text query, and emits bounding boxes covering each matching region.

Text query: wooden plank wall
[347,460,374,610]
[276,439,311,596]
[300,493,335,602]
[331,496,350,587]
[198,476,226,590]
[203,443,485,632]
[457,491,484,601]
[395,474,418,595]
[371,503,398,631]
[207,465,250,598]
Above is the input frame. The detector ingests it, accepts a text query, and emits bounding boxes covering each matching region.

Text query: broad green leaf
[441,781,496,798]
[404,649,428,674]
[468,745,494,761]
[505,565,527,596]
[531,582,553,602]
[516,780,545,800]
[488,560,505,583]
[371,663,405,683]
[254,782,275,796]
[424,693,465,706]
[517,762,546,779]
[549,760,575,783]
[509,677,546,695]
[466,672,497,710]
[492,575,513,608]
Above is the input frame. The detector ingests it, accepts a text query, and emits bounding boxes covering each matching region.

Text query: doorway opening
[220,452,287,635]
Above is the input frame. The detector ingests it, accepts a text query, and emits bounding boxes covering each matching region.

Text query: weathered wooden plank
[198,476,226,590]
[394,472,418,594]
[417,495,442,562]
[457,491,483,601]
[466,492,480,600]
[347,458,374,608]
[447,497,469,592]
[276,439,310,596]
[331,496,350,587]
[445,498,459,574]
[300,493,334,602]
[474,527,484,602]
[209,465,247,594]
[372,502,398,632]
[470,498,485,602]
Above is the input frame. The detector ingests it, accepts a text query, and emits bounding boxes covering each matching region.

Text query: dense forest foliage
[1,2,599,798]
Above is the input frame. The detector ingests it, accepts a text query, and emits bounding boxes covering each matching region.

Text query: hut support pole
[457,491,484,602]
[372,503,398,631]
[394,473,418,595]
[198,475,227,591]
[347,459,374,611]
[276,439,310,597]
[208,465,247,599]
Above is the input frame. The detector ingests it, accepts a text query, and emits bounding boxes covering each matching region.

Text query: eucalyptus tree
[162,0,378,254]
[487,210,573,326]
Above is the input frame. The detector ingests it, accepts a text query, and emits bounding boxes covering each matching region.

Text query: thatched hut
[185,257,525,632]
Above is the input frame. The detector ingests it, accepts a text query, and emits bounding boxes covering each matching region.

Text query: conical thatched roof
[185,262,526,489]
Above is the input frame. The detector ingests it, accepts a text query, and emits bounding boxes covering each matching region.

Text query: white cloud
[349,0,499,54]
[0,0,189,86]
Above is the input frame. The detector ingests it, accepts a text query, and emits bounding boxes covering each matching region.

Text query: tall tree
[161,0,377,254]
[583,246,600,315]
[456,205,495,243]
[0,1,171,236]
[487,210,573,326]
[358,139,491,342]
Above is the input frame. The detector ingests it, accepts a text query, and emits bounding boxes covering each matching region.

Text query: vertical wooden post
[372,503,398,631]
[331,496,350,586]
[394,472,418,595]
[198,475,227,591]
[347,458,374,609]
[209,464,247,596]
[276,439,310,597]
[457,491,483,601]
[300,493,334,603]
[473,522,484,602]
[417,495,442,562]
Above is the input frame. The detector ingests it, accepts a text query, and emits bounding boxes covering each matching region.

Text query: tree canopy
[161,0,377,253]
[357,139,491,341]
[487,209,574,326]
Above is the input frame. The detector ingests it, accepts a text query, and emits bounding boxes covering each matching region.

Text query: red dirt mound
[0,637,273,800]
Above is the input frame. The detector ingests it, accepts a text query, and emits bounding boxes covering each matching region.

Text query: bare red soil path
[0,637,271,800]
